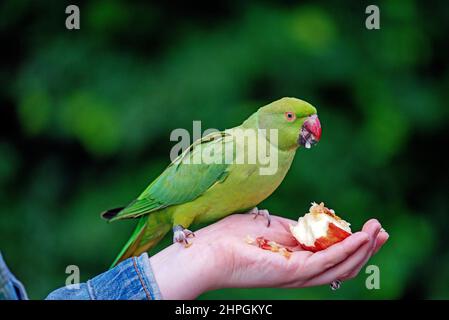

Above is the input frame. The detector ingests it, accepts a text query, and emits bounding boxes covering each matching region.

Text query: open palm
[150,213,389,299]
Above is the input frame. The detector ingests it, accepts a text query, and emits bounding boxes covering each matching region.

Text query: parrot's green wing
[105,131,232,221]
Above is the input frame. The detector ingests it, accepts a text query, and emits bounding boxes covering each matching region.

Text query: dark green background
[1,0,448,299]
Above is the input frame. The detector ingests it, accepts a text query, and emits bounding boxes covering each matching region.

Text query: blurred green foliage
[0,0,448,299]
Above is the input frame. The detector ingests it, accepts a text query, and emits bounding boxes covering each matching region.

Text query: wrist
[149,241,221,299]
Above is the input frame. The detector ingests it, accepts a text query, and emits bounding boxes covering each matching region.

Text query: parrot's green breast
[169,146,296,225]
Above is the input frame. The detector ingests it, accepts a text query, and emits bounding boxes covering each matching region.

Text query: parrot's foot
[248,207,271,227]
[173,225,195,245]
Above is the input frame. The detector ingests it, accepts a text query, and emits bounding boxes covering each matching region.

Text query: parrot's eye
[285,112,296,122]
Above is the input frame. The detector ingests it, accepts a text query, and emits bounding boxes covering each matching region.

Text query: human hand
[150,214,389,299]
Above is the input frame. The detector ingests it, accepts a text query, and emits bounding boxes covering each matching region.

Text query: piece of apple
[290,202,352,252]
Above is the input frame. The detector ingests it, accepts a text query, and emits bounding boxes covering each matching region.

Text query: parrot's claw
[250,207,271,227]
[173,225,195,245]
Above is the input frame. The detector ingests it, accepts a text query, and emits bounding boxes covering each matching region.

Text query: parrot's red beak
[304,114,322,141]
[299,114,321,149]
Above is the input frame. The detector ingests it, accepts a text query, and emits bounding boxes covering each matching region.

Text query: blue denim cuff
[0,252,28,300]
[87,252,162,300]
[46,253,163,300]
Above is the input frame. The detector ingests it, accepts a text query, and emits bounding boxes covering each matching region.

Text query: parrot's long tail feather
[109,215,171,269]
[101,207,124,220]
[110,218,146,268]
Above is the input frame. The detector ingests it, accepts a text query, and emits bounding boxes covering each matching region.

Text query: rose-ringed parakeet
[103,97,322,267]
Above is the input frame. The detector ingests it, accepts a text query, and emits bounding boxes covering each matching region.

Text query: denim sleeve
[0,253,29,300]
[46,253,163,300]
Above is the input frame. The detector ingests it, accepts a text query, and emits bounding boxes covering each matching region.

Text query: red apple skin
[298,223,352,252]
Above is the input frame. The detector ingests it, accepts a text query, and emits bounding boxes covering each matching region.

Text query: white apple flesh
[290,202,352,252]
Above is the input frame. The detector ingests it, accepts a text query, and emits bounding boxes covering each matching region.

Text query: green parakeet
[103,97,322,267]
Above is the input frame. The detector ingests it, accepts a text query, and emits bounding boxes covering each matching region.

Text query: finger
[305,221,381,285]
[353,220,385,265]
[337,221,384,281]
[362,218,381,232]
[300,231,369,278]
[344,230,389,280]
[356,218,382,258]
[361,219,382,253]
[373,230,389,255]
[304,241,372,286]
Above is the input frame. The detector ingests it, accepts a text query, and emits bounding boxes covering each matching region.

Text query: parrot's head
[257,97,321,151]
